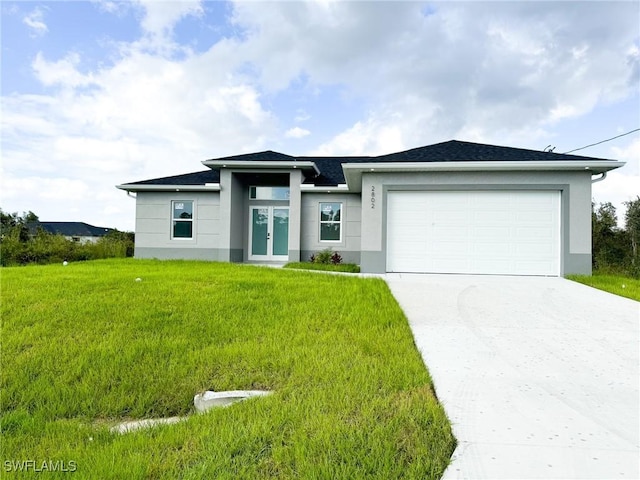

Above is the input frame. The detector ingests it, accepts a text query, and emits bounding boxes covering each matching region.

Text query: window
[319,202,342,242]
[249,186,290,200]
[172,201,193,238]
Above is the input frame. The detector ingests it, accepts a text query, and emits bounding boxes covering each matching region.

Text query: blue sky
[1,0,639,231]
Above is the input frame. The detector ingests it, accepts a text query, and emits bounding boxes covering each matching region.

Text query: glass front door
[250,206,289,260]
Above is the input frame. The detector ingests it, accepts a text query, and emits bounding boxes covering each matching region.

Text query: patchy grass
[567,273,640,301]
[1,259,454,479]
[283,262,361,273]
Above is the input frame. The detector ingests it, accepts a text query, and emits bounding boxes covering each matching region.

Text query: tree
[591,202,629,271]
[0,209,30,242]
[624,196,640,268]
[1,208,135,266]
[0,209,20,230]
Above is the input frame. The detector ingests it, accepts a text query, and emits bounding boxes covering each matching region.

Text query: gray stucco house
[117,140,624,276]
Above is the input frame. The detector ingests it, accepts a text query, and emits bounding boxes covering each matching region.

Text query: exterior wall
[359,170,593,276]
[300,193,362,264]
[134,191,221,260]
[132,169,593,276]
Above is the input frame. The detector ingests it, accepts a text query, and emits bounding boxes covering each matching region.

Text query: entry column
[288,170,302,262]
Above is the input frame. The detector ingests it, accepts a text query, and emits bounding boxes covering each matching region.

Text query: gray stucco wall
[134,191,221,260]
[288,170,302,263]
[359,170,593,276]
[300,193,362,264]
[132,169,593,276]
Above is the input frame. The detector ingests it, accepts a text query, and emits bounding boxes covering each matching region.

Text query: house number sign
[370,186,376,209]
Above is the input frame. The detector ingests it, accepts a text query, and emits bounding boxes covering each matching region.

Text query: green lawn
[283,262,361,273]
[567,273,640,302]
[1,259,455,479]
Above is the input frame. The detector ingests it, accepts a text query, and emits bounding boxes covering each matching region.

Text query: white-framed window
[319,202,342,242]
[172,200,194,239]
[249,186,290,200]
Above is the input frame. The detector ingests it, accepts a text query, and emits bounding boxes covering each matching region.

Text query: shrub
[0,228,135,267]
[284,262,360,273]
[310,248,343,265]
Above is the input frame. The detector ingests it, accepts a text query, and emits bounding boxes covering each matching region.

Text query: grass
[567,272,640,302]
[283,262,361,273]
[1,259,455,479]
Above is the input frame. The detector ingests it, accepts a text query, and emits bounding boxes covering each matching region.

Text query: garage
[386,190,561,276]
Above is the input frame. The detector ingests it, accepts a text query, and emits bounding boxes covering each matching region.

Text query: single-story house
[117,140,624,276]
[28,222,114,244]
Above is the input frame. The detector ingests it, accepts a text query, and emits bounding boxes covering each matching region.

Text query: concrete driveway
[385,274,639,479]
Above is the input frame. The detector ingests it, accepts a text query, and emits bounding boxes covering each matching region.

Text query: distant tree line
[592,197,640,277]
[0,209,134,267]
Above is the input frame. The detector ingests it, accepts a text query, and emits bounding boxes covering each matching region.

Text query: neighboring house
[117,140,624,276]
[28,222,114,244]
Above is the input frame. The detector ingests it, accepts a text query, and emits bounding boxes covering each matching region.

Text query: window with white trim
[249,186,290,200]
[172,201,193,239]
[319,202,342,242]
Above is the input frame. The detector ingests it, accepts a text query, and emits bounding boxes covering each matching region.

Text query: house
[116,140,624,276]
[28,222,114,244]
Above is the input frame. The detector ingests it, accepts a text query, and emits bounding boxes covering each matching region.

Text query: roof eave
[202,160,321,176]
[116,183,221,192]
[341,160,625,192]
[300,184,349,192]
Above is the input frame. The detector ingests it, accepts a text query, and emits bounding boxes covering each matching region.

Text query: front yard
[567,273,640,302]
[1,259,455,479]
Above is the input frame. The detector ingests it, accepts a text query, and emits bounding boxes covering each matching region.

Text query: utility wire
[563,128,640,154]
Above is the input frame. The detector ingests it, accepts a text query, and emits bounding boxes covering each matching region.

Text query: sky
[1,0,639,232]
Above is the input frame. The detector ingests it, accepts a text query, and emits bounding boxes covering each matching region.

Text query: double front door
[249,206,289,261]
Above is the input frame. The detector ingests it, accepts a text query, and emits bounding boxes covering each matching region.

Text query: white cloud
[23,7,48,37]
[137,0,203,37]
[229,1,638,154]
[2,1,639,231]
[285,127,310,139]
[2,5,276,229]
[32,53,95,88]
[311,116,405,156]
[92,0,130,15]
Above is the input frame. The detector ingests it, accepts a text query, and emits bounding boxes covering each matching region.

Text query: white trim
[344,160,625,172]
[202,160,320,176]
[249,186,291,200]
[171,200,195,240]
[342,160,626,192]
[319,202,343,243]
[116,184,220,192]
[300,184,349,192]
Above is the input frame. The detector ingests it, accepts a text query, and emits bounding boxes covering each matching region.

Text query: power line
[563,128,640,154]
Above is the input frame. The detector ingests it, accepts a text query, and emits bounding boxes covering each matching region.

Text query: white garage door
[386,190,560,276]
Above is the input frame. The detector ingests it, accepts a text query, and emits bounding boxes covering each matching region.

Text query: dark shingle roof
[205,150,296,162]
[299,156,372,185]
[376,140,612,163]
[123,140,615,187]
[127,170,220,186]
[28,222,113,237]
